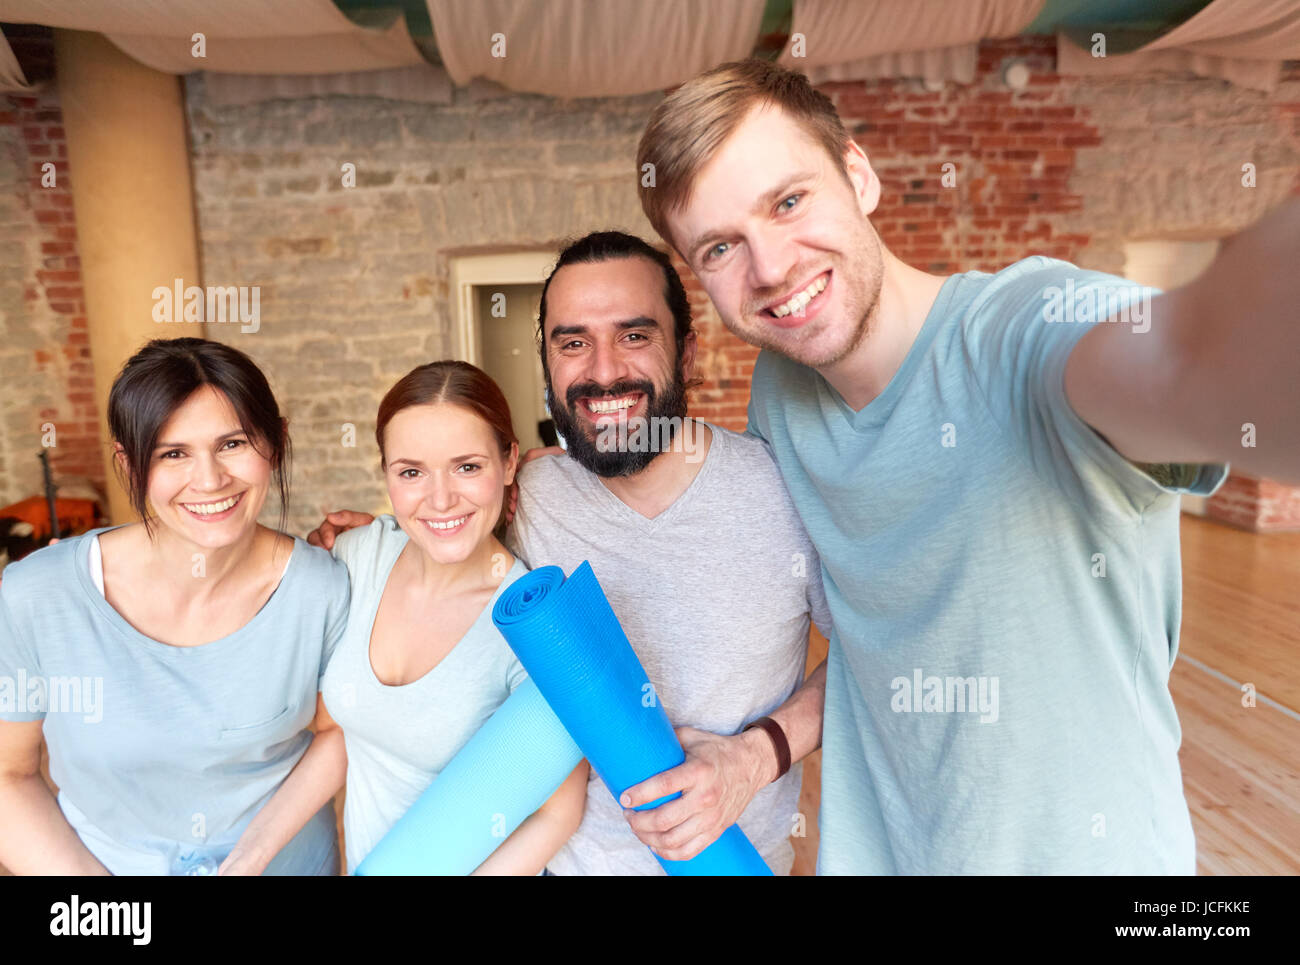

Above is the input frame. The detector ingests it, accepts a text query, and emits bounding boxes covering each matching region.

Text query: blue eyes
[702,194,802,264]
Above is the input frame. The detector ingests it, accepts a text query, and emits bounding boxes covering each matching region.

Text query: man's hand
[619,725,772,862]
[504,446,563,524]
[306,510,374,550]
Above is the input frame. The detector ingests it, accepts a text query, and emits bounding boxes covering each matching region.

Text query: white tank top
[88,534,105,596]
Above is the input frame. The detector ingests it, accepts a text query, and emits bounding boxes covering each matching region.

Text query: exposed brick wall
[690,39,1300,432]
[185,78,665,534]
[154,40,1300,530]
[0,79,102,510]
[4,36,1298,534]
[832,39,1096,276]
[1207,475,1300,533]
[672,249,760,430]
[1257,480,1300,531]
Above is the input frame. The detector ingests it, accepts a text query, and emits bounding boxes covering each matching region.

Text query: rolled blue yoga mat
[492,561,772,876]
[354,677,582,876]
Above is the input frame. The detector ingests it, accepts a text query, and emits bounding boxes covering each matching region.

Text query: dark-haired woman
[0,337,348,875]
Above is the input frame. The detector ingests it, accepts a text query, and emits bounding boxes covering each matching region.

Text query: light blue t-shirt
[0,528,350,875]
[321,515,530,873]
[746,257,1228,875]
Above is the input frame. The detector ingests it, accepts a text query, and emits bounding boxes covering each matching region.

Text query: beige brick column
[53,30,203,523]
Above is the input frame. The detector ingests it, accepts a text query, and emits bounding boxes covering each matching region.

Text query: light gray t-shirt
[321,515,530,873]
[507,421,831,875]
[0,528,349,875]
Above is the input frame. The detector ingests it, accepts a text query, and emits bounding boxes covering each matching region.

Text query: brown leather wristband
[744,715,791,783]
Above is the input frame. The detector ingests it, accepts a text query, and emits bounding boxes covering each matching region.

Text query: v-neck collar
[819,272,964,431]
[583,419,721,534]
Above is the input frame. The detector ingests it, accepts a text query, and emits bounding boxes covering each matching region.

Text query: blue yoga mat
[354,677,582,876]
[493,561,772,876]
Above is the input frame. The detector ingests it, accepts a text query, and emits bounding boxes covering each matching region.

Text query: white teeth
[425,515,469,531]
[587,395,638,413]
[771,275,828,318]
[183,494,240,515]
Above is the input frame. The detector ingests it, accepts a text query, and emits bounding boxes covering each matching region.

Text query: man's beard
[546,366,690,478]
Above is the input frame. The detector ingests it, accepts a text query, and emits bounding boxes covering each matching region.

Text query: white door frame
[449,251,557,366]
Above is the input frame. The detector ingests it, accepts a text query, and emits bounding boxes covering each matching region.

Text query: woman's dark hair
[376,360,518,536]
[107,337,291,536]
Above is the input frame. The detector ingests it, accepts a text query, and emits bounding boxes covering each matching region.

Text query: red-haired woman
[243,360,587,874]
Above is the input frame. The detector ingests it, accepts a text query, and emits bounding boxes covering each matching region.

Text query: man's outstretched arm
[1065,198,1300,483]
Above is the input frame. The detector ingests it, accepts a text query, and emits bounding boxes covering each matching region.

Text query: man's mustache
[564,379,656,409]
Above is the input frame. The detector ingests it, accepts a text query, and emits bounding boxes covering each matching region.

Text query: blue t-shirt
[0,528,350,875]
[746,257,1228,874]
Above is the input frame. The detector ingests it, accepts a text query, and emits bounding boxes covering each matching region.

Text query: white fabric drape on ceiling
[1,0,426,75]
[203,64,454,106]
[108,17,425,75]
[8,0,1295,97]
[777,0,1043,82]
[425,0,766,97]
[0,34,34,93]
[0,0,363,37]
[1056,0,1300,92]
[1145,0,1300,58]
[1055,36,1280,92]
[797,44,981,86]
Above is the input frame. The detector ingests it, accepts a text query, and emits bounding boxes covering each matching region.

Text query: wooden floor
[1171,515,1300,875]
[4,514,1296,876]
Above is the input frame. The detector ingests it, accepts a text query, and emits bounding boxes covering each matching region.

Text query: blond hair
[636,59,852,252]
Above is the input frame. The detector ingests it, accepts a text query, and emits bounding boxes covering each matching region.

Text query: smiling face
[382,402,517,565]
[668,103,885,369]
[139,384,273,549]
[542,256,693,477]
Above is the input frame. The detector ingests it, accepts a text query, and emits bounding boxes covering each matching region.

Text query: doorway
[449,251,558,453]
[475,284,549,452]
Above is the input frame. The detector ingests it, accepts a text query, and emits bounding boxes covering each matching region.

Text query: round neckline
[73,525,301,656]
[362,523,528,692]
